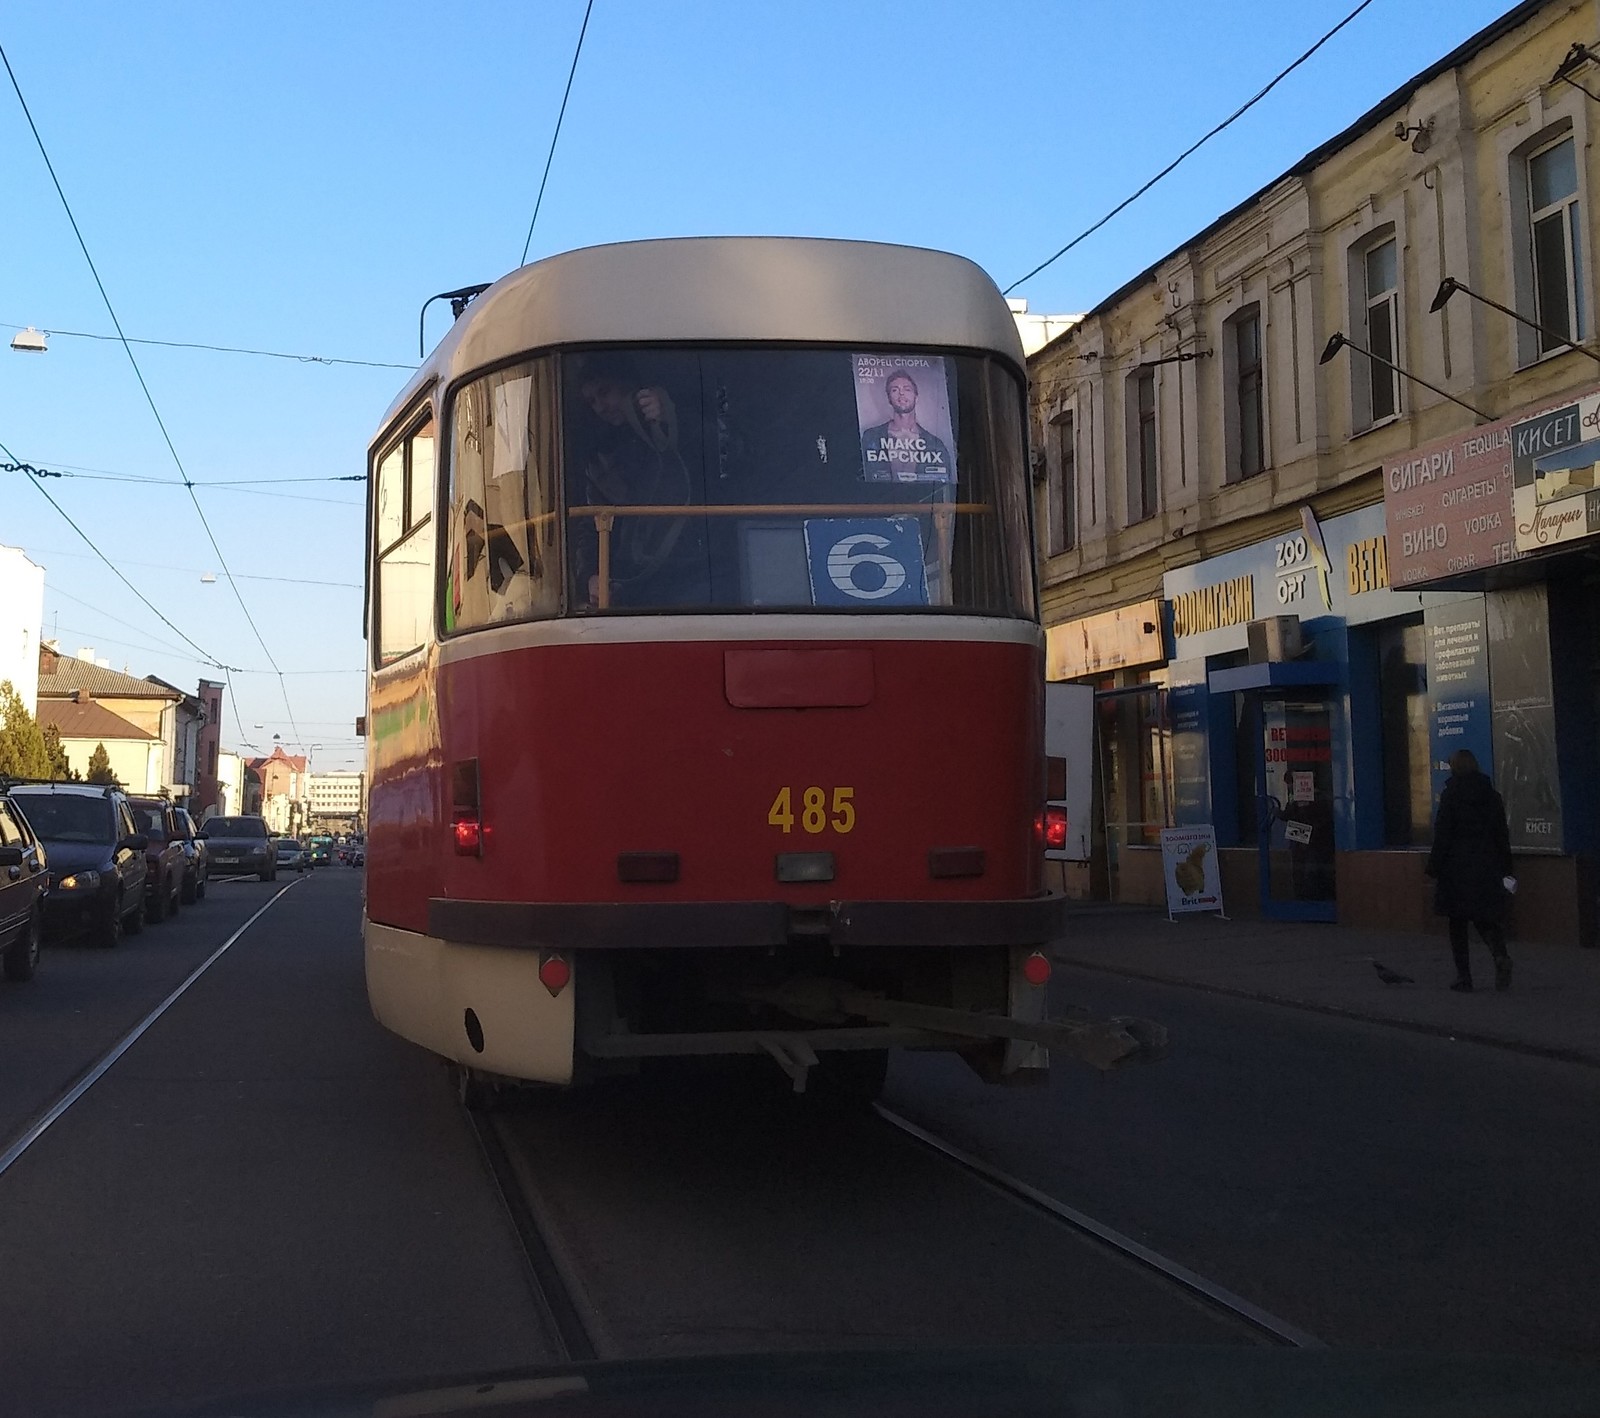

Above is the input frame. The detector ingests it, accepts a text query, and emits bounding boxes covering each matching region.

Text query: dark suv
[127,797,193,923]
[8,783,148,947]
[0,790,50,981]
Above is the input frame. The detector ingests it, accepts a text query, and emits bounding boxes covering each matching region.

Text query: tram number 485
[767,786,856,834]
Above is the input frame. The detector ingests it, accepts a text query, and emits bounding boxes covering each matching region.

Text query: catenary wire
[519,0,597,266]
[0,40,302,747]
[0,320,416,370]
[1003,0,1379,293]
[24,541,361,589]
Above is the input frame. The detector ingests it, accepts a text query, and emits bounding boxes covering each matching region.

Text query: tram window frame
[371,403,439,668]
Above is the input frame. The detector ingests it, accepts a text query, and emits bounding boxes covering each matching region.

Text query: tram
[363,236,1096,1101]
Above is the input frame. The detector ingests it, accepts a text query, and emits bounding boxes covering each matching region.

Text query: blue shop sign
[1163,504,1469,659]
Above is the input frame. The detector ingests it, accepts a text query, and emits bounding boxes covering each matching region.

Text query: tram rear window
[558,349,1033,616]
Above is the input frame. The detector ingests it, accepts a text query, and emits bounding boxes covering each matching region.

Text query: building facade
[1031,0,1600,943]
[308,772,364,831]
[248,746,308,835]
[191,679,225,816]
[35,647,184,794]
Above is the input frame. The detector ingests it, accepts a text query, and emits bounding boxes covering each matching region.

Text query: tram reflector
[452,810,482,856]
[1022,951,1052,987]
[1042,807,1068,852]
[538,952,571,996]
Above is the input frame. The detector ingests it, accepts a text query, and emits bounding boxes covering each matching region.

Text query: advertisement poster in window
[1511,391,1600,554]
[1423,598,1494,811]
[854,355,957,483]
[1160,825,1225,918]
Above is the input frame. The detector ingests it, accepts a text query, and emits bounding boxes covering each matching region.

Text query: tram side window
[375,412,437,666]
[445,358,560,632]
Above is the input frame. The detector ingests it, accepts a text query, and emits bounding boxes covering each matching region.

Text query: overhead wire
[1003,0,1380,294]
[0,320,415,370]
[519,0,597,266]
[24,541,361,589]
[0,39,302,748]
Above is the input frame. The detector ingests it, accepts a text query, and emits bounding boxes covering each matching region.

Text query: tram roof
[383,237,1023,430]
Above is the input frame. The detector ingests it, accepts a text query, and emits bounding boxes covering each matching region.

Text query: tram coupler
[741,978,1168,1072]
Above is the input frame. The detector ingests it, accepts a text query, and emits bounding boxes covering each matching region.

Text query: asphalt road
[3,870,1597,1417]
[0,870,554,1418]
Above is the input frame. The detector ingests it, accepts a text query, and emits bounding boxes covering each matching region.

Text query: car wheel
[196,872,207,900]
[168,874,181,915]
[147,875,168,924]
[3,908,42,982]
[100,899,124,948]
[181,868,197,904]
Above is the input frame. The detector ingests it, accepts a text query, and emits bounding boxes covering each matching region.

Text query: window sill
[1350,413,1405,440]
[1515,341,1595,373]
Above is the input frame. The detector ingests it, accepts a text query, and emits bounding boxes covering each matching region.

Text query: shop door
[1257,697,1337,921]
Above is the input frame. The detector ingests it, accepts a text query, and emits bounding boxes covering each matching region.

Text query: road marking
[875,1104,1327,1349]
[0,876,306,1180]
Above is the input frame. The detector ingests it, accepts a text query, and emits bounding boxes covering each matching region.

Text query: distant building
[212,749,246,819]
[192,680,226,815]
[0,546,45,711]
[247,746,308,835]
[36,646,183,793]
[308,771,364,831]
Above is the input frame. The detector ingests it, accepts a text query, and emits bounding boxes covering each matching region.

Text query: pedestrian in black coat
[1425,749,1514,992]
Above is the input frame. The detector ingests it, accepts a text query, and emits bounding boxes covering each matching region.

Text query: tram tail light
[538,952,571,996]
[451,759,482,857]
[1042,806,1068,852]
[1022,950,1052,987]
[452,811,482,856]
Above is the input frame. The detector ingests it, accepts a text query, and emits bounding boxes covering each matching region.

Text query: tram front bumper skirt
[427,894,1065,951]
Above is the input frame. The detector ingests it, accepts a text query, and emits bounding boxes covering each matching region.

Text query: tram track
[468,1069,1324,1359]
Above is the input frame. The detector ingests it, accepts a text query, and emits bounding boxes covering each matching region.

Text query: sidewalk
[1050,904,1600,1066]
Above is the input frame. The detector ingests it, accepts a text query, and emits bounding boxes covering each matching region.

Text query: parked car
[172,807,208,903]
[200,815,275,880]
[274,837,310,873]
[8,782,148,947]
[127,797,191,923]
[0,789,50,981]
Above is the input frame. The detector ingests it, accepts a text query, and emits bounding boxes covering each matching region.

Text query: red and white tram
[363,237,1077,1099]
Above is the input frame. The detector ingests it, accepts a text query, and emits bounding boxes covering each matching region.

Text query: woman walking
[1425,749,1514,992]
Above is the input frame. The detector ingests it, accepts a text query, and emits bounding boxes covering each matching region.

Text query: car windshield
[203,817,265,838]
[277,840,302,852]
[10,794,111,843]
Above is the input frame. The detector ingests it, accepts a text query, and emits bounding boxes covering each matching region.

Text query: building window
[1363,238,1400,422]
[1051,413,1077,553]
[1130,370,1157,522]
[1228,306,1265,480]
[1529,135,1585,353]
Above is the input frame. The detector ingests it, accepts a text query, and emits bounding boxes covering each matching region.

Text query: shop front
[1379,384,1600,946]
[1162,503,1479,922]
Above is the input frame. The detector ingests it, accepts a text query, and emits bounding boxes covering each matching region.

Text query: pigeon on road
[1370,958,1415,985]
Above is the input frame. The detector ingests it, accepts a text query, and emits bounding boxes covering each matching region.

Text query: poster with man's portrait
[853,355,958,483]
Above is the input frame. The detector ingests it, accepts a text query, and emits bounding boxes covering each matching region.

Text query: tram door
[1257,697,1337,921]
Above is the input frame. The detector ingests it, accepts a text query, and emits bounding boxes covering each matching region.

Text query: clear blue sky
[0,0,1514,766]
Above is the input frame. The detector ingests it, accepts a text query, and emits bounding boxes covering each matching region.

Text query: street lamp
[1318,331,1493,420]
[10,327,48,353]
[1429,275,1600,365]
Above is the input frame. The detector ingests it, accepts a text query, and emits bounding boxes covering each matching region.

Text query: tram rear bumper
[426,894,1066,951]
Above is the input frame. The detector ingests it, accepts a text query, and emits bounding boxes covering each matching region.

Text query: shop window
[1377,616,1432,847]
[1095,682,1172,883]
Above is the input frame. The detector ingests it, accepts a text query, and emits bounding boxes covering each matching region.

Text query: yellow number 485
[767,786,855,835]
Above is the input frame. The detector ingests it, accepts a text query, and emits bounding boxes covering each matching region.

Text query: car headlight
[57,870,101,891]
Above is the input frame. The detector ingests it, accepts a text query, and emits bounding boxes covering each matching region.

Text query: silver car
[274,837,311,873]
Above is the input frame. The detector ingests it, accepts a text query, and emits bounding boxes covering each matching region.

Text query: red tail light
[1022,950,1052,986]
[452,810,481,856]
[1043,806,1068,852]
[538,952,571,996]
